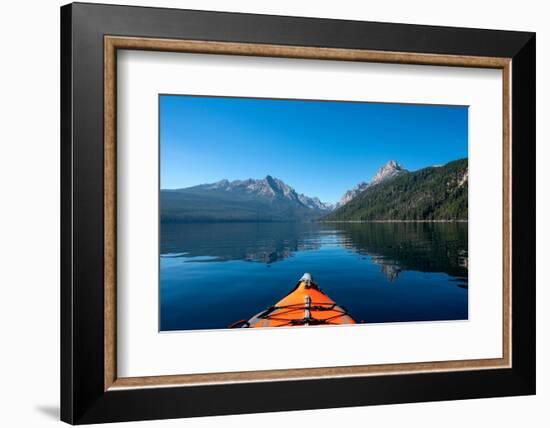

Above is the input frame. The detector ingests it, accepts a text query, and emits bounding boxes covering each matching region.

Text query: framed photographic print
[60,2,536,424]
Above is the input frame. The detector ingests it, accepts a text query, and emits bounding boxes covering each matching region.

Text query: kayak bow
[230,273,356,328]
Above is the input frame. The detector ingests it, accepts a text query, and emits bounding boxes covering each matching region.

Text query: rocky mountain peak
[337,160,407,207]
[338,182,370,206]
[262,175,296,198]
[371,160,405,185]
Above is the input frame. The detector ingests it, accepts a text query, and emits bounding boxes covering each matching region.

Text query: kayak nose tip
[300,272,313,282]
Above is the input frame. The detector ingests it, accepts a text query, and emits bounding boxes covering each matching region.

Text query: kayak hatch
[231,273,356,328]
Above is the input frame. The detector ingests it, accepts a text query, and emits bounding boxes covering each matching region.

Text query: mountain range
[160,158,468,223]
[161,175,333,223]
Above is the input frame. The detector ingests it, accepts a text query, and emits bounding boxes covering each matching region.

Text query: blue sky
[160,95,468,204]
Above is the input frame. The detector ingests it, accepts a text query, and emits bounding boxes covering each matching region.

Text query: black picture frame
[61,2,535,424]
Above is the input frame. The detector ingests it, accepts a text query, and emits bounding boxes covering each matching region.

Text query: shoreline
[161,219,469,224]
[319,219,468,223]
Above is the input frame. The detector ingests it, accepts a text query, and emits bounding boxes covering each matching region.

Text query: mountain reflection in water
[161,222,468,280]
[160,222,468,331]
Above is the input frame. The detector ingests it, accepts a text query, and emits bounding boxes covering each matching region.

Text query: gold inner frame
[104,35,512,391]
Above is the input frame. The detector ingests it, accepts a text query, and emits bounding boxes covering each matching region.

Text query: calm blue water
[160,222,468,331]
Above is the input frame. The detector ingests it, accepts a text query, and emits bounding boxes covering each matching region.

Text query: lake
[160,222,468,331]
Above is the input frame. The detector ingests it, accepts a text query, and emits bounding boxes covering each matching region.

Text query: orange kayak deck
[231,273,356,328]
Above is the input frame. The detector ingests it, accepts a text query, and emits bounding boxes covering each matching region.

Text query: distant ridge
[161,176,333,223]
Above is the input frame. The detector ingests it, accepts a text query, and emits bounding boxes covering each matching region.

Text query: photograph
[159,95,469,331]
